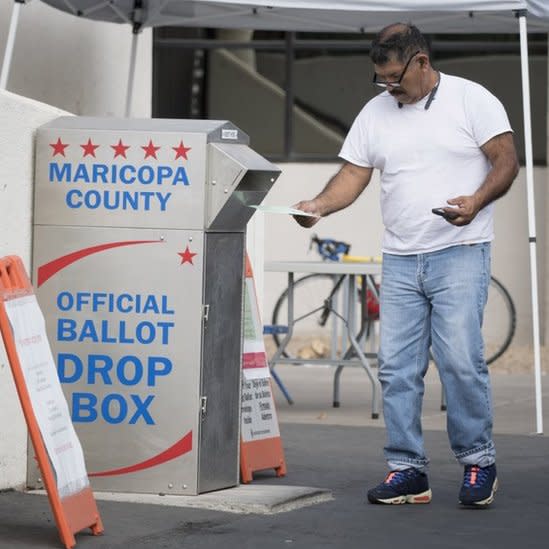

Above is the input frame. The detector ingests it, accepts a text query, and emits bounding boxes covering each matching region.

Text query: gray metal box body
[30,117,279,494]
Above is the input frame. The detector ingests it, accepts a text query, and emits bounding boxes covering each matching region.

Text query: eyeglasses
[372,50,421,88]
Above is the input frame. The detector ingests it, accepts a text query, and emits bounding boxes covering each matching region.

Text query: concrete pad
[7,424,549,549]
[28,484,333,515]
[271,363,549,436]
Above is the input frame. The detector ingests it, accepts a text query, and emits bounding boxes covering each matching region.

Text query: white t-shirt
[339,72,512,255]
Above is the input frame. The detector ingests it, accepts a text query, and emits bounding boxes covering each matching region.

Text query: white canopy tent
[10,1,549,32]
[1,1,548,432]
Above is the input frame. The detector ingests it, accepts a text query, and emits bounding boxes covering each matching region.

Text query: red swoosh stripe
[37,240,160,287]
[88,430,193,477]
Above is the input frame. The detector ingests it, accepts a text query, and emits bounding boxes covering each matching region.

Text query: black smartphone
[432,207,459,220]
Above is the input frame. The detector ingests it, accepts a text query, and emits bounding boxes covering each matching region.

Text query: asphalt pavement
[1,364,548,549]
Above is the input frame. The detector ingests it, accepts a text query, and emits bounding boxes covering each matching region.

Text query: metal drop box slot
[30,117,280,494]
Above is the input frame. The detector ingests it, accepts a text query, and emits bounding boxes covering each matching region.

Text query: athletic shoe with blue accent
[367,468,432,504]
[459,464,498,506]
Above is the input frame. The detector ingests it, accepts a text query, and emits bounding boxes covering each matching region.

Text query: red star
[81,138,100,158]
[142,139,160,160]
[172,140,192,160]
[178,246,197,265]
[111,139,130,159]
[50,138,69,157]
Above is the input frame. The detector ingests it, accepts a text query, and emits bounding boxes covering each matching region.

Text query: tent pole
[0,1,23,90]
[124,29,140,117]
[518,12,543,434]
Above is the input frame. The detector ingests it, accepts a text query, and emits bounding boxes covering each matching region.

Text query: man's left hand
[444,195,482,226]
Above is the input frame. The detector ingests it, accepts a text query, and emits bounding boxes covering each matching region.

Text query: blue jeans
[378,243,495,471]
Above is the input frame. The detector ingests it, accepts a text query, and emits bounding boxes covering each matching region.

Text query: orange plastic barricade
[0,256,103,549]
[240,256,286,483]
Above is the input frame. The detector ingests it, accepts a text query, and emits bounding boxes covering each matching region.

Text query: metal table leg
[268,272,295,405]
[333,274,380,419]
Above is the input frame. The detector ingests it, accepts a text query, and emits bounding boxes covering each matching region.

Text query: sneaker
[367,468,432,504]
[459,464,498,506]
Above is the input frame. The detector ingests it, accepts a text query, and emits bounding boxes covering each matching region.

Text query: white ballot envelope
[249,205,319,217]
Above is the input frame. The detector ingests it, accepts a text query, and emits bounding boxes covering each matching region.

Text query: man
[293,23,519,507]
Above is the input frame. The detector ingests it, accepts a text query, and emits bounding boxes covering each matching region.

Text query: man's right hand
[292,200,321,228]
[291,162,372,228]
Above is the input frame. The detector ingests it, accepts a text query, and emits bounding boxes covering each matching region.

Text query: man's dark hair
[370,23,431,65]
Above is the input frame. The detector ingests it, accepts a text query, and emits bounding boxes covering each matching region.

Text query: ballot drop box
[30,117,280,494]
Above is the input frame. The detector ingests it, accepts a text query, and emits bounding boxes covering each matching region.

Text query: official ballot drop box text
[30,118,280,494]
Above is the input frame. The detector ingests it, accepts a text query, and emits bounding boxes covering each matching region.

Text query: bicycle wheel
[483,276,516,365]
[271,273,359,361]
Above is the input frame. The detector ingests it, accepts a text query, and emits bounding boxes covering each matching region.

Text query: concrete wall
[0,0,152,490]
[0,90,70,490]
[0,0,152,117]
[255,53,548,164]
[262,163,547,348]
[208,49,343,155]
